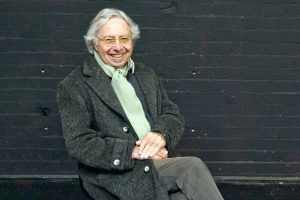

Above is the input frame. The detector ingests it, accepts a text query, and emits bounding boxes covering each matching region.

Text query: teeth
[112,54,123,58]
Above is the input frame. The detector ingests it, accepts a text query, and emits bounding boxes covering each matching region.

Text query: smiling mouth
[111,54,124,58]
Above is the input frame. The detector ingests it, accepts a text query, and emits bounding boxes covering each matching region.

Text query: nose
[111,40,123,51]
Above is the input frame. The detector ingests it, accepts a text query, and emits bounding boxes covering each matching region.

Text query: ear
[93,40,98,50]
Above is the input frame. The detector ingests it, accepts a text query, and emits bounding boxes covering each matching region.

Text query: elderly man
[57,8,224,200]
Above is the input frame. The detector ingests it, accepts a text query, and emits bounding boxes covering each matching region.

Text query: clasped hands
[132,132,168,160]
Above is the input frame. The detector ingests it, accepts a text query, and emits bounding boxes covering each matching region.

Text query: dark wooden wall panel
[0,0,299,178]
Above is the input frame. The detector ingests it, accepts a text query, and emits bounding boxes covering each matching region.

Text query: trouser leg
[153,157,224,200]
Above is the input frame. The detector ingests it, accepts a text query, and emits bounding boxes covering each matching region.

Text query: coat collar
[134,64,158,121]
[82,55,128,120]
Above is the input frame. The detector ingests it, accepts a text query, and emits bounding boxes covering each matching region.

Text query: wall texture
[0,0,299,179]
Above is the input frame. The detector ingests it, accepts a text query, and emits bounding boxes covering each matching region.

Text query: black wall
[1,0,299,179]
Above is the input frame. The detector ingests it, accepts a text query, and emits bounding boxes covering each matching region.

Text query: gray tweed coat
[57,55,185,200]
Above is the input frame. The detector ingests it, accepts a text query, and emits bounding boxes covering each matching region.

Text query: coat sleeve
[151,75,185,153]
[57,80,136,171]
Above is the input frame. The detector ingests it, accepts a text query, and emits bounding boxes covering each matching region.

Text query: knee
[185,157,208,171]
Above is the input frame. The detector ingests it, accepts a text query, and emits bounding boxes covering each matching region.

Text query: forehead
[98,17,131,36]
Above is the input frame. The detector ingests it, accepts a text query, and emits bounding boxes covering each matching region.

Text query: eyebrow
[97,34,131,38]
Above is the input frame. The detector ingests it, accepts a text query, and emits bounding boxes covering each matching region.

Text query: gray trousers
[153,157,224,200]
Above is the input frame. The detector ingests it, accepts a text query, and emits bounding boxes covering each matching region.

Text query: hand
[136,132,166,159]
[132,145,168,160]
[151,147,168,160]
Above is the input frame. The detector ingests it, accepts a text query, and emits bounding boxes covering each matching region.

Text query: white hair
[84,8,140,54]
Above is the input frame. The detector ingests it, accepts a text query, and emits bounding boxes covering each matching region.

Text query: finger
[155,150,164,158]
[144,134,164,158]
[149,144,161,158]
[141,137,160,158]
[140,144,152,159]
[138,133,152,154]
[139,132,165,157]
[151,154,163,160]
[146,143,160,158]
[157,147,168,158]
[152,136,165,152]
[140,139,157,159]
[160,148,168,155]
[158,148,168,158]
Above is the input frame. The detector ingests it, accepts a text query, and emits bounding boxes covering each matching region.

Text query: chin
[111,63,126,69]
[109,60,128,68]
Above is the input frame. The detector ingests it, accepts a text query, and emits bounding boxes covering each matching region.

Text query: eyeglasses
[97,35,132,47]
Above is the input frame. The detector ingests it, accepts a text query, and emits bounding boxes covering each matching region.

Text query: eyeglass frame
[96,35,132,47]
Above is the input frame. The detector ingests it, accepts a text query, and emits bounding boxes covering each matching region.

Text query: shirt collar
[93,50,135,78]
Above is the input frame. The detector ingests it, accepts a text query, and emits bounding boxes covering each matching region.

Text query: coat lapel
[135,64,158,120]
[82,56,128,120]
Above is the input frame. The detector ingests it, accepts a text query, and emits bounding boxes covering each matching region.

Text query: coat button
[122,126,129,132]
[144,165,150,172]
[113,159,120,166]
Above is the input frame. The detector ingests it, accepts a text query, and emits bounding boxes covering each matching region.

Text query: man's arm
[57,81,136,171]
[138,75,185,159]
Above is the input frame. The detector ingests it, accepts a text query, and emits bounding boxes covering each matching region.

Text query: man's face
[94,17,133,69]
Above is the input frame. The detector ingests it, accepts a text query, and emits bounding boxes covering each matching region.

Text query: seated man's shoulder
[135,62,155,74]
[60,66,84,87]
